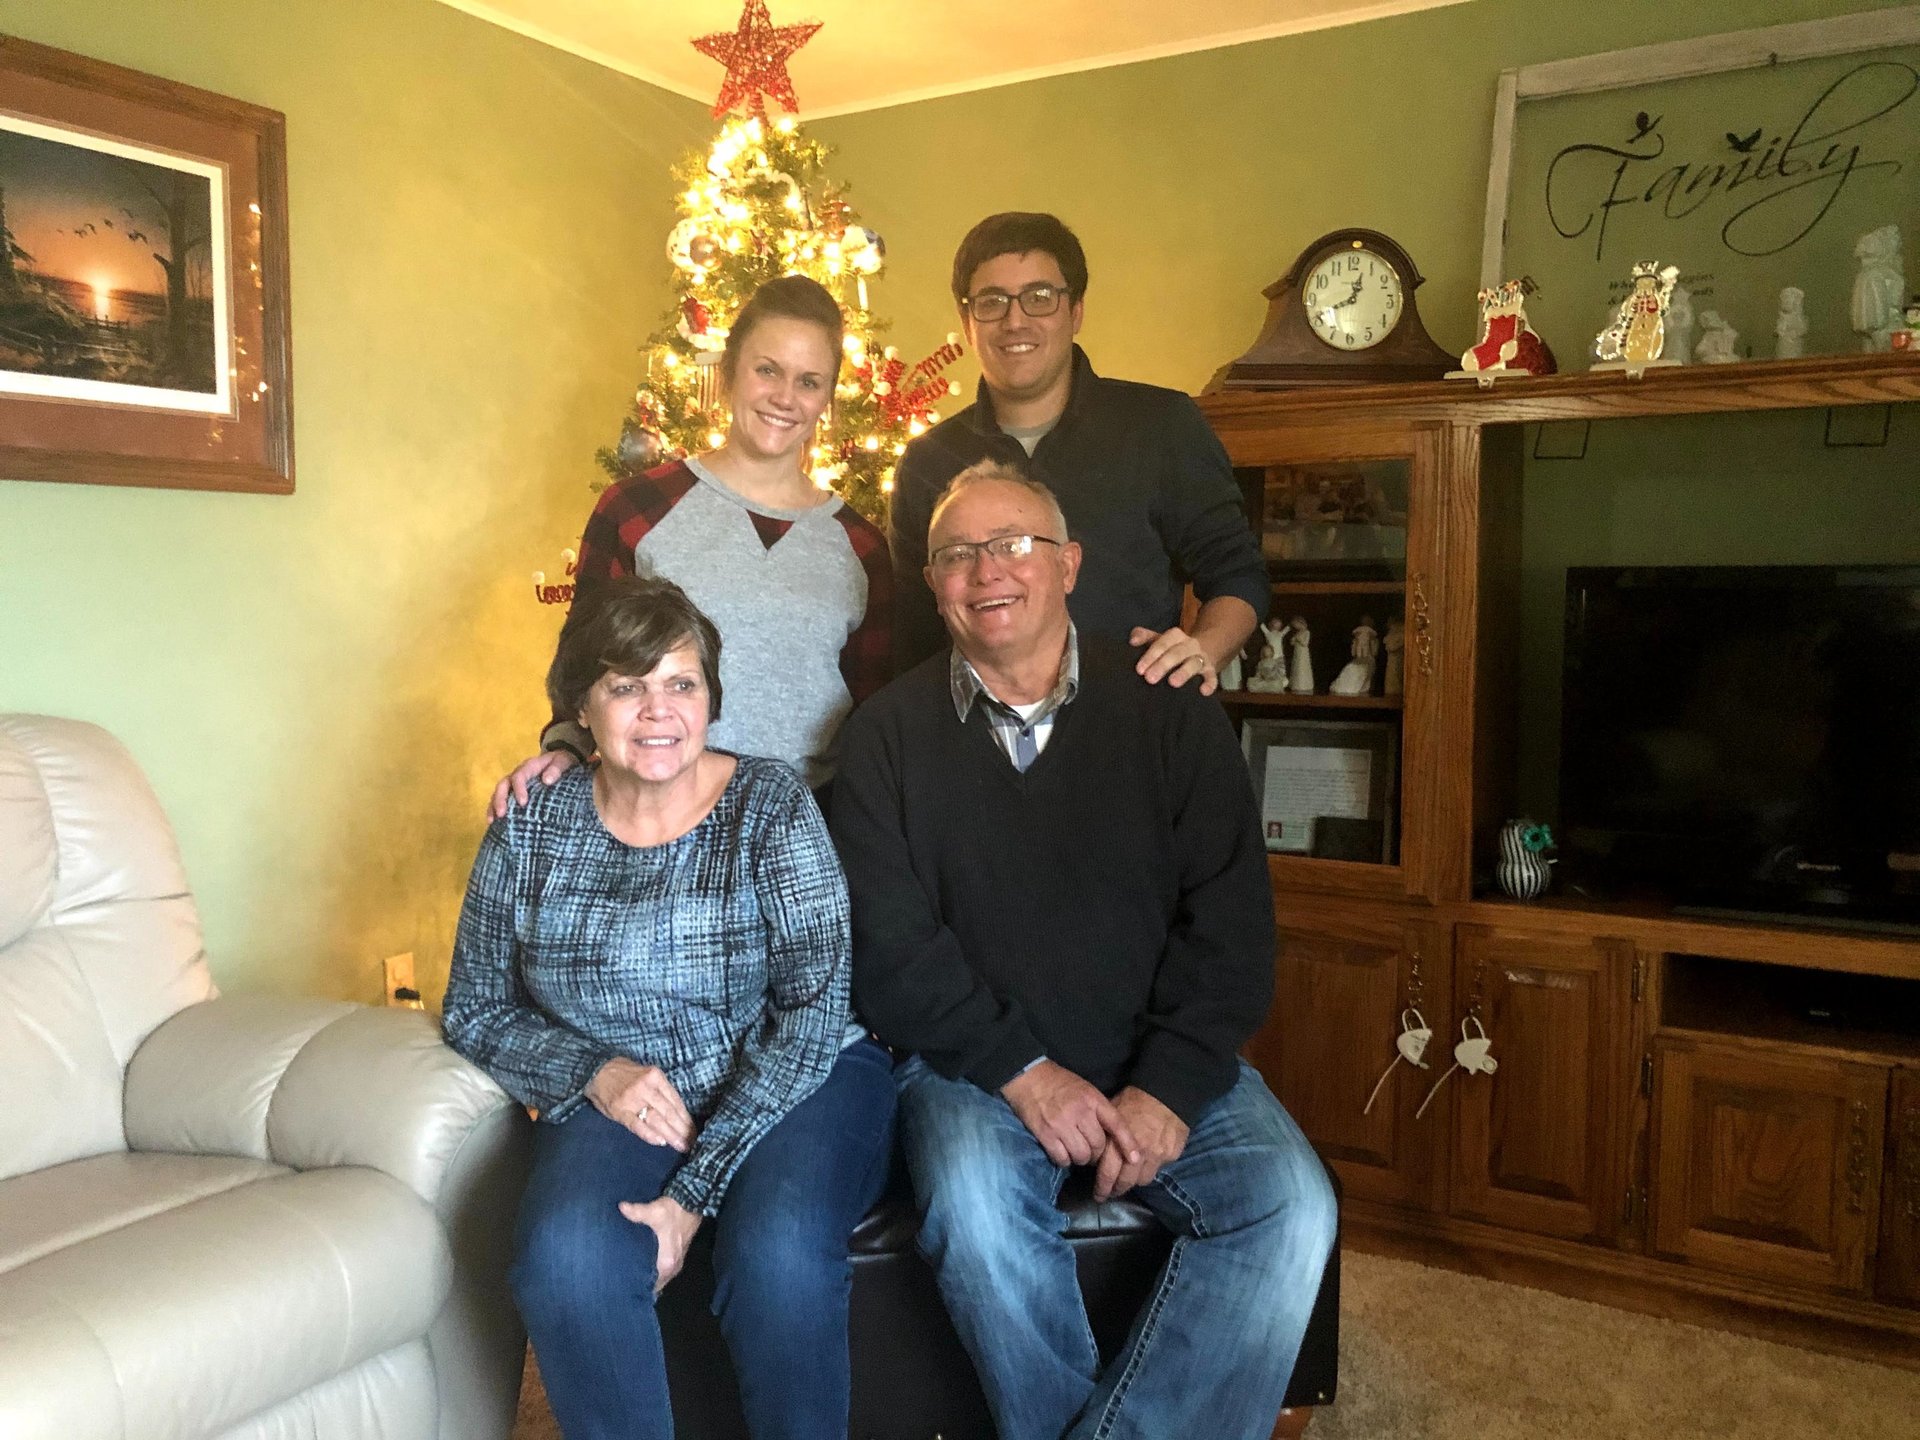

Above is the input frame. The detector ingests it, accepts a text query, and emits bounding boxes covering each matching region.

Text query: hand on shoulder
[1129,625,1217,695]
[487,749,580,820]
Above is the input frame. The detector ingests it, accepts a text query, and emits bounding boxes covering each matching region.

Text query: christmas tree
[595,1,963,525]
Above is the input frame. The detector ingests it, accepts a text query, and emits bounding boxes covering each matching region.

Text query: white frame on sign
[1477,6,1920,289]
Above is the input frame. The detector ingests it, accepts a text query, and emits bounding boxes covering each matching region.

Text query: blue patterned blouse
[442,756,852,1217]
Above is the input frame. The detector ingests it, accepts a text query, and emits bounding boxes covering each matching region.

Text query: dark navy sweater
[830,640,1275,1124]
[888,347,1271,671]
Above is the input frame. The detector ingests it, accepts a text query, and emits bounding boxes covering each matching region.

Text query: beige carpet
[1313,1252,1920,1440]
[511,1250,1920,1439]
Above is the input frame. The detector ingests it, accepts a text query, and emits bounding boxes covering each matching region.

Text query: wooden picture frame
[0,34,292,493]
[1241,716,1398,863]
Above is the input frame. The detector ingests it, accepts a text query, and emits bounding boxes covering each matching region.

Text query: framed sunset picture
[0,34,291,493]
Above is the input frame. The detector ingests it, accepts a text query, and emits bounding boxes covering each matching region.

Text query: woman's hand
[618,1195,701,1295]
[586,1057,695,1152]
[488,749,579,820]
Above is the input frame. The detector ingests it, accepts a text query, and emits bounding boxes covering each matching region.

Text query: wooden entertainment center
[1196,354,1920,1359]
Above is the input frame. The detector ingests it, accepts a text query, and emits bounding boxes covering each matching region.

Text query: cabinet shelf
[1201,351,1920,438]
[1660,953,1920,1064]
[1268,579,1407,596]
[1221,691,1402,711]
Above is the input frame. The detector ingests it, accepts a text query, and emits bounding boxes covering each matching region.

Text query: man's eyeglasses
[928,533,1062,574]
[960,283,1071,324]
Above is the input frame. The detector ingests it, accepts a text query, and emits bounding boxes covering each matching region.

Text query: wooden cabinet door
[1247,907,1450,1211]
[1875,1065,1920,1306]
[1448,925,1634,1243]
[1203,416,1475,907]
[1650,1038,1886,1294]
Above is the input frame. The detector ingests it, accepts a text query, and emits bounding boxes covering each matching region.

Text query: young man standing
[889,212,1268,691]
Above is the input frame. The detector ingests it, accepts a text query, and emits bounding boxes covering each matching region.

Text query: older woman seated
[444,575,894,1440]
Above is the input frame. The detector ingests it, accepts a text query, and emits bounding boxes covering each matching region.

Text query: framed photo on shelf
[0,34,292,493]
[1241,458,1408,581]
[1241,716,1398,862]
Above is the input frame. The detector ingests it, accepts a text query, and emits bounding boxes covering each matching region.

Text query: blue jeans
[511,1038,895,1440]
[897,1056,1336,1440]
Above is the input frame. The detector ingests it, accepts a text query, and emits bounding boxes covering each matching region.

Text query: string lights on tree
[595,0,963,524]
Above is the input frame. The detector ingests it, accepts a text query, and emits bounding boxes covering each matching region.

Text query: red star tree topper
[568,1,966,547]
[692,0,821,121]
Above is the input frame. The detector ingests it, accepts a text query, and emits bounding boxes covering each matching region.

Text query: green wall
[3,0,1911,1004]
[1515,404,1920,814]
[0,0,706,1001]
[811,0,1919,836]
[813,0,1913,396]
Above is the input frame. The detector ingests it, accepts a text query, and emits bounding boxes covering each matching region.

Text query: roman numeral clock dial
[1212,229,1456,389]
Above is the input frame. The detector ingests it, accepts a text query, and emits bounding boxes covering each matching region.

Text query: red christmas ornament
[692,0,821,121]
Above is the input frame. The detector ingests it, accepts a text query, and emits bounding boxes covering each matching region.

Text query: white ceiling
[436,0,1472,117]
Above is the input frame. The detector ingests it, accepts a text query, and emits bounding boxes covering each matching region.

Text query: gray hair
[928,460,1070,543]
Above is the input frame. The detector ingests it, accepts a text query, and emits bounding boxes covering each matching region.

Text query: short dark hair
[949,213,1089,306]
[547,576,724,723]
[721,274,846,388]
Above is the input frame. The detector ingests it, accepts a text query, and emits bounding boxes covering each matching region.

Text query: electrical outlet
[383,952,423,1009]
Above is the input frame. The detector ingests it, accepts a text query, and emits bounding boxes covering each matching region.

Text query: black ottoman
[657,1160,1341,1439]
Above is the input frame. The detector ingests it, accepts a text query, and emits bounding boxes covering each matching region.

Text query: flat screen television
[1558,564,1920,929]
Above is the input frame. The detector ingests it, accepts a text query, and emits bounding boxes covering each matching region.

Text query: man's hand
[1093,1087,1190,1202]
[1129,626,1216,694]
[1002,1060,1142,1169]
[618,1195,701,1295]
[586,1057,695,1152]
[488,749,579,820]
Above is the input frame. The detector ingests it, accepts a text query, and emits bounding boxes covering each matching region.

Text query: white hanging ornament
[1362,1008,1433,1115]
[667,218,721,272]
[844,226,886,275]
[1416,1016,1499,1119]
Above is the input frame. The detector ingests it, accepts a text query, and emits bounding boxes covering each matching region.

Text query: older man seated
[830,461,1336,1440]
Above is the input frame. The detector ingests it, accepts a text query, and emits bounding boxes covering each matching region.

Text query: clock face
[1302,248,1404,351]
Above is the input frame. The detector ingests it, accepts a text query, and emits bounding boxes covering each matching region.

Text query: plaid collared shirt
[948,626,1081,770]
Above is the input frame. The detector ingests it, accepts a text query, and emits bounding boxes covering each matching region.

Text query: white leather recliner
[0,714,533,1440]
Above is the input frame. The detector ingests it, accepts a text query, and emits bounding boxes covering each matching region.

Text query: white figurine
[1329,615,1381,696]
[1694,310,1741,364]
[1218,654,1243,691]
[1382,618,1406,696]
[1665,284,1695,366]
[1286,616,1315,695]
[1245,618,1291,693]
[1774,287,1808,359]
[1852,224,1906,352]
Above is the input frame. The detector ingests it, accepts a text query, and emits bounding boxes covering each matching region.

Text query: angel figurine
[1245,618,1291,693]
[1694,310,1741,364]
[1329,616,1381,695]
[1665,284,1695,366]
[1286,616,1315,696]
[1852,224,1906,352]
[1774,287,1807,360]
